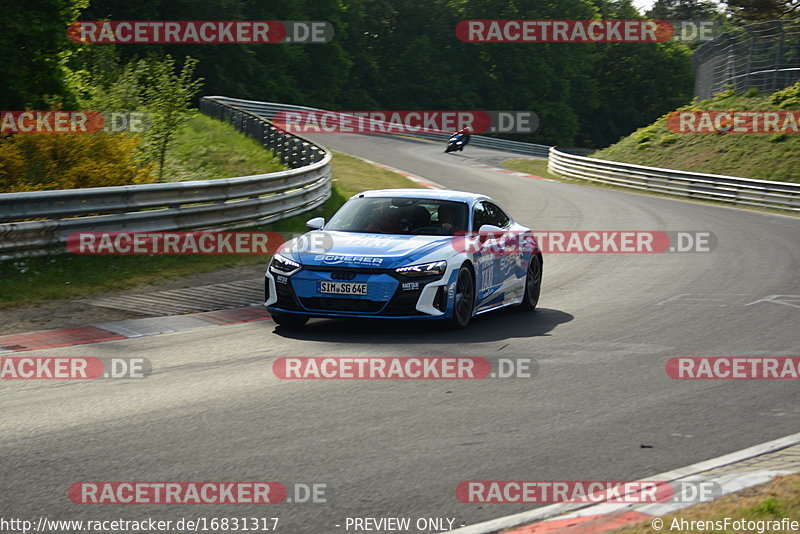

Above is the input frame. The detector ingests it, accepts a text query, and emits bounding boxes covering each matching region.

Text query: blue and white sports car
[265,189,542,328]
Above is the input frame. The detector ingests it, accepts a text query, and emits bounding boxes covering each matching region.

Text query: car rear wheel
[271,312,309,328]
[517,254,542,311]
[448,265,475,329]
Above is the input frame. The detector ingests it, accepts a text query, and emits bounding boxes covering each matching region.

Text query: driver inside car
[365,204,401,233]
[437,204,457,233]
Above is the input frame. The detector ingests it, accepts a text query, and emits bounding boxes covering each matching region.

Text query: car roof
[353,189,489,204]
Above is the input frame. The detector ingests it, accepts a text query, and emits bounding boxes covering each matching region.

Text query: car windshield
[325,197,469,236]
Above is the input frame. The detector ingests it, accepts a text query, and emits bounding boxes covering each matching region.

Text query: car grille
[330,271,357,281]
[299,297,385,313]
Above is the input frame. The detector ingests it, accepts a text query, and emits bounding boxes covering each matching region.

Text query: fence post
[773,22,785,93]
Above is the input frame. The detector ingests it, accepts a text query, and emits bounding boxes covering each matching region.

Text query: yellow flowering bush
[0,132,155,193]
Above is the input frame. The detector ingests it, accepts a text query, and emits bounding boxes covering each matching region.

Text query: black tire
[271,312,309,328]
[447,265,476,329]
[517,254,542,311]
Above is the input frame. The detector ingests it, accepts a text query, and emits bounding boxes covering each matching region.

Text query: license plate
[318,282,368,295]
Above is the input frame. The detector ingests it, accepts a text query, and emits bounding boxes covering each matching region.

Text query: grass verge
[0,151,423,308]
[592,83,800,183]
[502,159,562,181]
[612,473,800,534]
[164,112,286,181]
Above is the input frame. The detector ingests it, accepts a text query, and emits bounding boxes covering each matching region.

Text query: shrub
[713,85,737,100]
[0,132,155,193]
[768,81,800,109]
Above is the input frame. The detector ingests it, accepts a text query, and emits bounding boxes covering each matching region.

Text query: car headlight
[269,253,301,275]
[395,260,446,277]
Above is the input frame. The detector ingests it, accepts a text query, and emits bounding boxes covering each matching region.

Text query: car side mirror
[306,217,325,230]
[478,224,504,241]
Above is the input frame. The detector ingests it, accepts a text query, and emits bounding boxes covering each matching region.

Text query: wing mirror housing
[306,217,325,230]
[478,224,504,242]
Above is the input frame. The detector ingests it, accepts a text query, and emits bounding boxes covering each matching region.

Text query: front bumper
[265,265,455,320]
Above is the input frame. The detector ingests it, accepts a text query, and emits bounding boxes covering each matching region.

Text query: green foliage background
[0,0,706,148]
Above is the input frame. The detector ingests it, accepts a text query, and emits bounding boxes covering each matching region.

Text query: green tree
[3,0,705,148]
[724,0,799,22]
[578,0,696,147]
[140,56,204,180]
[646,0,722,19]
[0,0,88,108]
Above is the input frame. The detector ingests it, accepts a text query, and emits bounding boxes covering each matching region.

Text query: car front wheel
[447,265,475,329]
[517,254,542,311]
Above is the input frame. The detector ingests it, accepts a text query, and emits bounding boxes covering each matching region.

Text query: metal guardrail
[548,147,800,212]
[214,97,798,212]
[0,98,332,260]
[204,96,552,158]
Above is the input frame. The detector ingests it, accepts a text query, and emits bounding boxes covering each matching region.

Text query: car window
[326,197,468,235]
[472,202,488,231]
[485,202,510,228]
[472,201,510,230]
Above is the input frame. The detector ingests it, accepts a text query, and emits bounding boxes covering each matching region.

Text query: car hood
[280,231,456,269]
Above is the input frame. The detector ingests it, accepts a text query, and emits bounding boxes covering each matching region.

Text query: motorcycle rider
[459,126,471,146]
[446,126,471,153]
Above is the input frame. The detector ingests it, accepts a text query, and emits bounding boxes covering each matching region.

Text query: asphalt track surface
[2,133,798,533]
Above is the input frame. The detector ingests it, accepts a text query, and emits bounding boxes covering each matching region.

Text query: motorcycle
[445,133,465,153]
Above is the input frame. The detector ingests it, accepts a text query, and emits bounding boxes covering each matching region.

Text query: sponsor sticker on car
[314,254,384,266]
